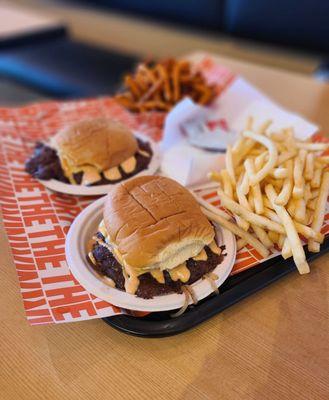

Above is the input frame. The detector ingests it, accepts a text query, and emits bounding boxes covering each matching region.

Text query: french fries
[239,171,250,195]
[265,185,309,274]
[308,171,329,252]
[208,117,329,274]
[305,153,314,181]
[275,160,293,205]
[311,166,323,188]
[243,130,278,184]
[282,238,292,259]
[226,145,236,184]
[217,188,285,233]
[296,142,329,151]
[244,158,263,214]
[237,238,247,251]
[201,207,269,258]
[292,150,307,199]
[115,59,216,112]
[221,169,233,198]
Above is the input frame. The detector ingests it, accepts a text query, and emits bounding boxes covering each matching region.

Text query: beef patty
[25,138,152,185]
[88,232,225,299]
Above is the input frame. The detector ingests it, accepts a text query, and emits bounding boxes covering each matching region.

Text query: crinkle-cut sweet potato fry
[115,59,216,112]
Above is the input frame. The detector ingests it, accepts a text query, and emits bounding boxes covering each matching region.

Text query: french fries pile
[205,117,329,274]
[115,59,216,112]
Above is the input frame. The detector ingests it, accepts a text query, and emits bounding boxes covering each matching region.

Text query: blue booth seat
[224,0,329,54]
[0,38,138,97]
[83,0,225,31]
[0,0,328,99]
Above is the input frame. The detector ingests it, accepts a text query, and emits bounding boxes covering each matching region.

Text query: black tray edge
[102,239,329,338]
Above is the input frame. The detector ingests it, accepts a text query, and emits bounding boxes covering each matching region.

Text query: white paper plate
[39,132,161,196]
[66,196,236,312]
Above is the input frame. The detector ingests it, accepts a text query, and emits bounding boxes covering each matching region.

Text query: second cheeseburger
[88,175,224,299]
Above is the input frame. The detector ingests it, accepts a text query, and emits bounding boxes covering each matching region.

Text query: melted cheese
[102,276,115,288]
[60,148,142,186]
[81,166,101,185]
[151,270,165,284]
[209,240,221,255]
[59,156,103,186]
[138,149,151,158]
[98,220,108,240]
[113,247,124,266]
[94,221,142,294]
[169,263,190,283]
[110,241,141,294]
[88,251,97,265]
[87,239,95,253]
[60,157,76,184]
[193,248,208,261]
[120,156,137,173]
[123,264,140,294]
[89,247,115,287]
[103,166,122,181]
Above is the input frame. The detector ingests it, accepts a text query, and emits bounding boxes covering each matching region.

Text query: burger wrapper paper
[0,52,328,325]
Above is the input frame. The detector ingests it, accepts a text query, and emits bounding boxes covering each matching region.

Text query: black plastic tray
[103,238,329,337]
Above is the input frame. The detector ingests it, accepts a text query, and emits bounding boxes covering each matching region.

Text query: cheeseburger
[25,118,152,185]
[88,175,224,299]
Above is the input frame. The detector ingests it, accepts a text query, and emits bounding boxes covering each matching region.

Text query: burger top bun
[103,175,215,272]
[53,118,138,172]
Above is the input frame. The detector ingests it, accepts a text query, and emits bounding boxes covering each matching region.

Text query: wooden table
[1,54,329,400]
